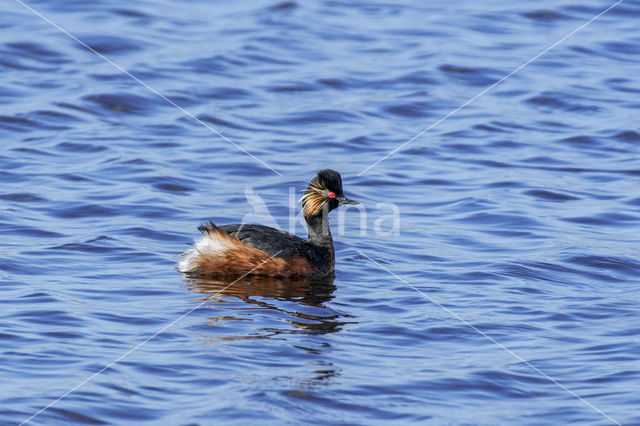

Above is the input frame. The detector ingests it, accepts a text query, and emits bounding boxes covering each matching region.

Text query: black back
[220,224,327,265]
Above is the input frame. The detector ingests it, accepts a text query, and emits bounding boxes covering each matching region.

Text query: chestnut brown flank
[194,226,314,277]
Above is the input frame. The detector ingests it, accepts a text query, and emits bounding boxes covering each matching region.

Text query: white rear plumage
[178,231,233,273]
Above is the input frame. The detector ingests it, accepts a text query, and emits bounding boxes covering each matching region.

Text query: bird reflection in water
[185,275,350,335]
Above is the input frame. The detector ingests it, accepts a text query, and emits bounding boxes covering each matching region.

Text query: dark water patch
[438,64,498,86]
[487,139,527,149]
[182,55,246,74]
[439,64,480,74]
[91,312,172,327]
[121,157,153,166]
[382,101,432,118]
[260,109,359,125]
[0,85,25,102]
[153,182,194,194]
[0,171,29,184]
[561,135,599,146]
[76,34,143,54]
[0,193,45,202]
[17,310,84,327]
[95,404,163,422]
[267,82,316,93]
[416,178,458,186]
[56,101,99,116]
[6,41,67,61]
[0,332,25,341]
[199,87,252,99]
[197,114,254,131]
[430,373,549,399]
[523,189,579,201]
[15,291,59,303]
[487,180,523,188]
[49,204,119,219]
[535,120,573,129]
[30,110,83,124]
[614,130,640,141]
[47,407,108,425]
[473,123,508,133]
[473,160,513,169]
[89,72,143,82]
[118,203,185,219]
[269,1,298,12]
[164,93,199,108]
[482,229,536,239]
[435,196,496,212]
[544,312,577,323]
[585,370,640,385]
[317,78,353,89]
[357,178,411,187]
[57,173,92,182]
[607,81,640,94]
[456,212,542,229]
[111,8,151,19]
[0,258,30,274]
[520,156,569,165]
[500,263,564,284]
[139,123,186,136]
[12,145,54,158]
[47,235,123,253]
[521,10,569,22]
[403,146,437,156]
[566,255,640,278]
[562,213,638,227]
[346,135,376,146]
[40,331,85,339]
[396,71,438,86]
[0,114,68,132]
[83,93,159,115]
[149,141,182,148]
[441,129,479,141]
[0,224,64,239]
[602,41,640,56]
[103,383,142,396]
[494,88,531,98]
[132,175,197,194]
[240,53,299,66]
[55,142,108,153]
[525,94,600,113]
[603,327,640,338]
[506,286,548,295]
[0,57,59,72]
[1,42,68,71]
[443,143,485,154]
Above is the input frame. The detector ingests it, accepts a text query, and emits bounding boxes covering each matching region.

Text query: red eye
[328,192,335,198]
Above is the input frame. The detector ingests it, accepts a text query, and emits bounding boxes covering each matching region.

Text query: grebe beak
[338,195,359,206]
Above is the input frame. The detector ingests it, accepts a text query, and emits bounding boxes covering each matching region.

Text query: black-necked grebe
[178,169,358,277]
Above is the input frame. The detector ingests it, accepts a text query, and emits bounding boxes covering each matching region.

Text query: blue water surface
[1,0,640,424]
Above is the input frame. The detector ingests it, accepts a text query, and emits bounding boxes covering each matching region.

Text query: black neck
[305,204,333,245]
[305,205,335,271]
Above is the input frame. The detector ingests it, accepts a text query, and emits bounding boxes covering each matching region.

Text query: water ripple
[2,0,640,424]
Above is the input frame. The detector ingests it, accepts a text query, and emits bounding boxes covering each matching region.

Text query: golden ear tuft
[300,176,328,217]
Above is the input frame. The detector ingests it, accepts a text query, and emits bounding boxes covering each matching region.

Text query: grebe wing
[218,224,308,258]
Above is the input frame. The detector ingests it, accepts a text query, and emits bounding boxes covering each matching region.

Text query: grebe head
[301,169,358,217]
